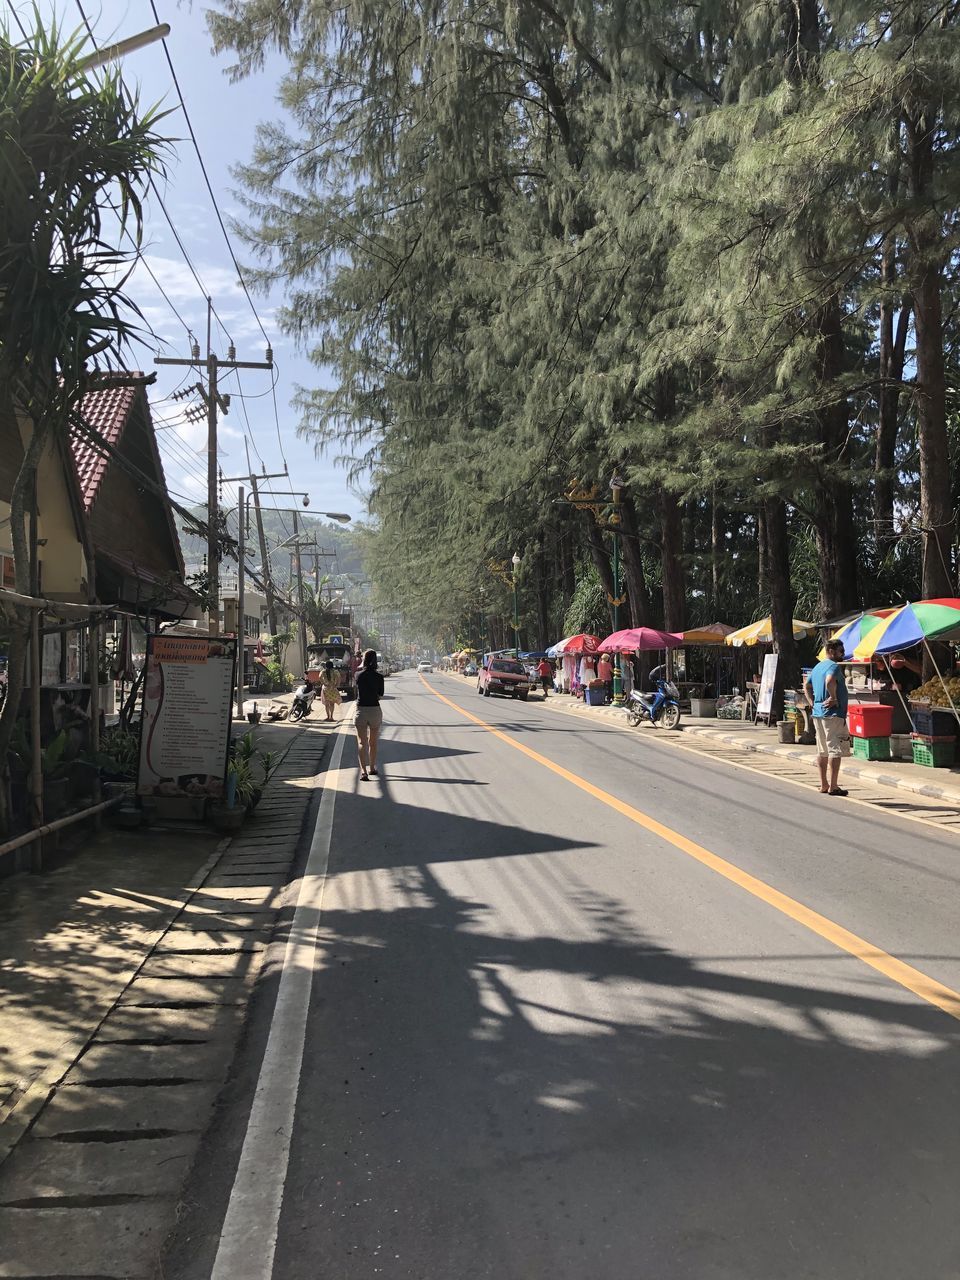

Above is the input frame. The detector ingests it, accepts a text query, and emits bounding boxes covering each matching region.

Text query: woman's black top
[356,669,384,707]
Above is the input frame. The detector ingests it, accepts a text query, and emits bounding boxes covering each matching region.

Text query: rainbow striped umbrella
[853,599,960,660]
[820,608,897,660]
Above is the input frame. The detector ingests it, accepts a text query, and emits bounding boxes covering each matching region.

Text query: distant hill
[176,504,364,591]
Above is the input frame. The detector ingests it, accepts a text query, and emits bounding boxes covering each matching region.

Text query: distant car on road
[417,660,433,673]
[477,657,530,700]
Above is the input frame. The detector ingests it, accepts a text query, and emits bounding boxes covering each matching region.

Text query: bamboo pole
[28,483,42,873]
[0,795,124,861]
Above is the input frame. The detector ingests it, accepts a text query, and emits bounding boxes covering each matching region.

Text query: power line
[148,0,270,348]
[72,0,238,349]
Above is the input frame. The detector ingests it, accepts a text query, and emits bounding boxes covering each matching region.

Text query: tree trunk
[0,405,53,835]
[535,544,550,650]
[585,519,615,629]
[757,505,767,610]
[561,524,576,601]
[875,236,910,551]
[764,494,799,720]
[618,492,652,628]
[906,91,954,677]
[659,492,686,632]
[812,298,859,617]
[710,490,721,613]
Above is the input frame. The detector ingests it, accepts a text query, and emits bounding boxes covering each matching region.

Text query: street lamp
[511,551,521,656]
[609,474,625,703]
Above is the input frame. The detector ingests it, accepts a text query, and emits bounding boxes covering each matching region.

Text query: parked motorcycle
[625,666,681,730]
[289,676,316,721]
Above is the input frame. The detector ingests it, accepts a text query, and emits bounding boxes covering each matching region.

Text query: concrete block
[0,1133,195,1199]
[65,1040,231,1085]
[118,976,249,1006]
[32,1081,218,1139]
[0,1199,173,1276]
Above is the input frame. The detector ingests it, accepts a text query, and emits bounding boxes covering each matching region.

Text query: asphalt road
[184,671,960,1280]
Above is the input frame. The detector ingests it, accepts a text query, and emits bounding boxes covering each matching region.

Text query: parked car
[417,660,433,673]
[477,657,531,700]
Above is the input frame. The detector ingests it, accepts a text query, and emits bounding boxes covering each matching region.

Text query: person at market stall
[578,654,596,692]
[597,652,613,701]
[620,654,634,697]
[877,649,923,696]
[536,656,553,696]
[803,638,850,797]
[319,660,341,722]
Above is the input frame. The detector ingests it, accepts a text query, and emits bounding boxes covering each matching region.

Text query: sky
[7,0,364,529]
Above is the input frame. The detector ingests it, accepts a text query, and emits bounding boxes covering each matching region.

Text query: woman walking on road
[319,660,341,722]
[355,649,384,781]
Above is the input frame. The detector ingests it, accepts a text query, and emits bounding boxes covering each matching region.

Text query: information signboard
[137,635,236,798]
[756,652,779,721]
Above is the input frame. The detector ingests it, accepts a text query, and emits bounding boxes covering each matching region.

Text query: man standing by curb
[804,638,850,797]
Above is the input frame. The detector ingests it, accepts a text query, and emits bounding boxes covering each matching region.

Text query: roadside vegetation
[212,0,959,666]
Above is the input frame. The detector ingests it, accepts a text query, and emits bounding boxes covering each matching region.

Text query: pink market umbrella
[599,627,684,653]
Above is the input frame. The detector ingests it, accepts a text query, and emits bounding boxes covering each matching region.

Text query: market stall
[547,634,600,696]
[594,627,684,704]
[724,617,818,722]
[851,599,960,765]
[678,622,736,713]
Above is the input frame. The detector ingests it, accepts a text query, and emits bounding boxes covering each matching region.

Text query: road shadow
[267,816,960,1280]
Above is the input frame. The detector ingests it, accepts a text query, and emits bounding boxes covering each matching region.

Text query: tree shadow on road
[256,780,960,1280]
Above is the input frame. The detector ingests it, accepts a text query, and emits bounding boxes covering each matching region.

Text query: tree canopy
[210,0,960,659]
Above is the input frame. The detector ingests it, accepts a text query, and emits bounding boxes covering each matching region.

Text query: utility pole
[292,511,308,674]
[156,318,272,635]
[236,484,245,717]
[249,476,278,638]
[223,465,288,663]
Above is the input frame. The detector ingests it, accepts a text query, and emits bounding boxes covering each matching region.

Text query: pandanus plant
[0,18,169,832]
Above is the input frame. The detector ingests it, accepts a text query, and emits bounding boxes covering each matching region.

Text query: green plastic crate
[852,735,891,762]
[911,739,956,768]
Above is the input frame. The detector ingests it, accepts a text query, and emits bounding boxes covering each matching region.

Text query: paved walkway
[0,712,340,1277]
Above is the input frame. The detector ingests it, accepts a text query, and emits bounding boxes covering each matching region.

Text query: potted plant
[41,731,71,819]
[210,755,254,832]
[248,748,279,812]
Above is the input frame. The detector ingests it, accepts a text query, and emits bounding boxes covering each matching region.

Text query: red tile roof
[72,378,140,512]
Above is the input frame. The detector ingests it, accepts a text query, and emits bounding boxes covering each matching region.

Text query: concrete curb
[677,723,960,804]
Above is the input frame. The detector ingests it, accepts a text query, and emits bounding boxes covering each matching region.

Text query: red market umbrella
[599,627,684,653]
[554,633,601,655]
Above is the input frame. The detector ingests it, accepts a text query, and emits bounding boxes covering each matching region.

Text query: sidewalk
[0,715,336,1277]
[465,676,960,808]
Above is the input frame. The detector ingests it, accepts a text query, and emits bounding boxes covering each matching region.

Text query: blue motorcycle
[625,665,681,730]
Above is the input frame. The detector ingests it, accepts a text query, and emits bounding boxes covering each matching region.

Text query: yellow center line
[421,675,960,1024]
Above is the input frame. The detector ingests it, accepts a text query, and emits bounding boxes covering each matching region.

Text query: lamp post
[609,474,625,703]
[511,551,521,656]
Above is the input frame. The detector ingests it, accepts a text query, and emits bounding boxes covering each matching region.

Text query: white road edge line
[211,720,350,1280]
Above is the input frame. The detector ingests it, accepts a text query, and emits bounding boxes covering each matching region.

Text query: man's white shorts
[814,716,850,758]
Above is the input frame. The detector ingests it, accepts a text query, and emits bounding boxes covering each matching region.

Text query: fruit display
[911,677,960,708]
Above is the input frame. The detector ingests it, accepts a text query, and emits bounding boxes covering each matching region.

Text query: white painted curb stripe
[211,722,349,1280]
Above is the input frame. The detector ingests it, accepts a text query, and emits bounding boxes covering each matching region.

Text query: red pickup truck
[477,657,531,701]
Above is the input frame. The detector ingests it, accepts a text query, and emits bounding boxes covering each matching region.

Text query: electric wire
[148,0,270,348]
